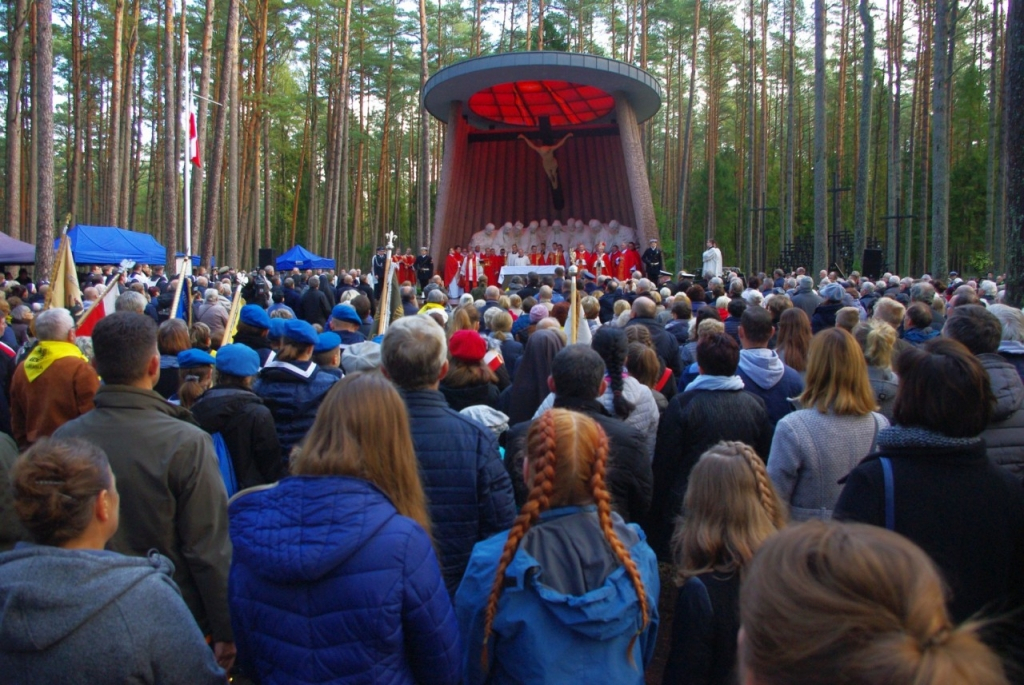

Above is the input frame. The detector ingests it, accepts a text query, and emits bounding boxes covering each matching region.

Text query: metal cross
[384,231,397,250]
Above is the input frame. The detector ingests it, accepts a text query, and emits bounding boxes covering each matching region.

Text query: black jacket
[626,317,682,379]
[642,248,664,279]
[281,286,303,312]
[834,428,1024,631]
[299,288,331,327]
[439,381,501,412]
[504,396,653,524]
[811,301,844,333]
[190,387,283,488]
[649,388,774,559]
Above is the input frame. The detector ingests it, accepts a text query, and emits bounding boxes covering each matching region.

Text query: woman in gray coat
[767,328,888,521]
[852,319,900,421]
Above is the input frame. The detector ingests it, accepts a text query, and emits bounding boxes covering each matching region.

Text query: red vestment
[444,253,462,287]
[621,249,642,279]
[483,255,500,286]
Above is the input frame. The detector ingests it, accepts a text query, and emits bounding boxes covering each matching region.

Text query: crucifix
[384,230,397,250]
[748,191,777,272]
[880,198,915,275]
[827,170,852,271]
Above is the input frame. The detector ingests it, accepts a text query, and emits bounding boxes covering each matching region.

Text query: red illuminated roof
[468,80,616,127]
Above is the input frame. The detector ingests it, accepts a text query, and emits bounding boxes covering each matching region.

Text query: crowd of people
[0,254,1022,684]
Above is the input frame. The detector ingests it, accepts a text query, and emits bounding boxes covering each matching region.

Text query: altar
[498,265,561,285]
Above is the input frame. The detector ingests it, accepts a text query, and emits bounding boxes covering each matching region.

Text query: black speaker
[862,249,883,279]
[258,248,276,270]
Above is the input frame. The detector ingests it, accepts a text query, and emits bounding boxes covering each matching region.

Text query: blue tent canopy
[0,232,36,264]
[57,225,168,265]
[276,245,336,270]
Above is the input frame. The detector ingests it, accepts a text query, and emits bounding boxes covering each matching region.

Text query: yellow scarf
[23,340,89,382]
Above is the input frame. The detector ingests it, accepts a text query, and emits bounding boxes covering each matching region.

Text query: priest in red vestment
[445,247,464,297]
[620,242,642,280]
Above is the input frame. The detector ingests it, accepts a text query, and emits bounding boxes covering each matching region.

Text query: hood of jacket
[980,353,1024,422]
[737,348,785,389]
[499,507,646,642]
[0,545,175,652]
[191,387,266,433]
[229,476,397,584]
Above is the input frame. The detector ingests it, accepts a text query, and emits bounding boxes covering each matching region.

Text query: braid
[588,426,649,666]
[735,441,785,529]
[480,411,559,669]
[594,328,635,419]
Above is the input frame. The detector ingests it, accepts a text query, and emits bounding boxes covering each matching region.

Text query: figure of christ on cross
[518,133,573,189]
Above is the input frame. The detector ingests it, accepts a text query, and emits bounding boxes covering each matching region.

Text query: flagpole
[181,0,192,277]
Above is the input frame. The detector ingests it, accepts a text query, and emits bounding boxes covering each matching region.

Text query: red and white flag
[76,284,120,337]
[484,348,502,373]
[188,112,201,168]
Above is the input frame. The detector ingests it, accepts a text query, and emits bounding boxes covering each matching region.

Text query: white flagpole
[181,0,193,277]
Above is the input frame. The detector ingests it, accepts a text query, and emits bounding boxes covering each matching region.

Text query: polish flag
[189,112,201,167]
[484,348,502,373]
[76,284,120,338]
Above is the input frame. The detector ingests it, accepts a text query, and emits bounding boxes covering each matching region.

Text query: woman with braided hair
[455,409,660,684]
[663,442,787,685]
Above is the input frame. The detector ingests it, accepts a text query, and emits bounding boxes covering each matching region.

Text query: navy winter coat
[229,476,462,685]
[401,390,517,593]
[254,359,337,465]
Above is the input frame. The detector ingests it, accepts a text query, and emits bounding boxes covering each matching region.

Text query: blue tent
[0,232,36,264]
[57,225,168,265]
[277,244,336,270]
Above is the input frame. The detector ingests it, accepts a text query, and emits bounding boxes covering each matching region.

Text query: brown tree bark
[34,0,55,278]
[6,0,28,241]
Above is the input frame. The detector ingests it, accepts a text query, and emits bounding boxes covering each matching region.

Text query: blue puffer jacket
[455,506,660,685]
[402,390,517,594]
[253,359,337,464]
[229,476,462,685]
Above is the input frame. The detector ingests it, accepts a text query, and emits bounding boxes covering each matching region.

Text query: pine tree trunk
[417,0,430,250]
[784,0,796,246]
[930,0,954,275]
[674,0,700,272]
[191,0,215,256]
[986,0,1002,262]
[162,0,178,268]
[34,0,55,278]
[1004,0,1024,305]
[106,0,125,227]
[6,0,27,241]
[201,0,238,268]
[813,0,829,273]
[854,0,873,267]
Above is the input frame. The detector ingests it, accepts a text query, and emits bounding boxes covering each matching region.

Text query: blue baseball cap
[177,348,216,369]
[215,344,261,377]
[314,331,341,354]
[331,303,362,326]
[268,318,287,340]
[239,304,271,329]
[282,319,318,346]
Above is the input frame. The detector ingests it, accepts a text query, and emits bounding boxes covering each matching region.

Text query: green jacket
[55,385,233,642]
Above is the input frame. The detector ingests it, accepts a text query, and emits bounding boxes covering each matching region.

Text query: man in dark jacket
[599,279,624,324]
[943,305,1024,479]
[625,297,682,379]
[641,239,665,282]
[382,315,517,594]
[281,277,303,312]
[737,306,803,427]
[299,276,331,327]
[504,345,652,523]
[649,333,773,559]
[414,247,434,290]
[54,312,236,670]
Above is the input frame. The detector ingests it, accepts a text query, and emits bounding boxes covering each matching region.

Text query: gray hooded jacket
[979,354,1024,479]
[0,544,224,684]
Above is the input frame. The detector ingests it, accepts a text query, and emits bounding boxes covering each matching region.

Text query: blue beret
[331,303,362,326]
[239,304,271,329]
[177,348,216,369]
[314,331,341,354]
[215,344,261,377]
[268,318,287,340]
[282,319,318,346]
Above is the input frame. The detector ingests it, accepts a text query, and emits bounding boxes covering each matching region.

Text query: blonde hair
[697,318,725,338]
[613,299,631,317]
[740,521,1008,685]
[291,373,430,535]
[481,409,649,668]
[853,319,896,369]
[800,328,877,415]
[672,442,786,585]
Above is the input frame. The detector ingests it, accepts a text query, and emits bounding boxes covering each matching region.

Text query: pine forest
[0,0,1015,281]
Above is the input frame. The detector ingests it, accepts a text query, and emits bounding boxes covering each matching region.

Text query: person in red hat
[440,330,502,412]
